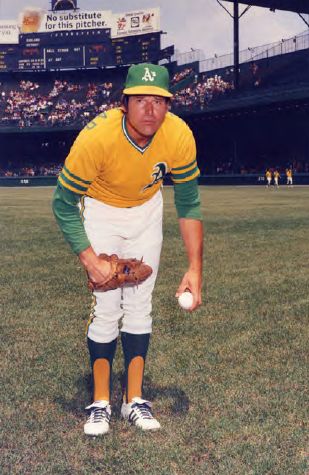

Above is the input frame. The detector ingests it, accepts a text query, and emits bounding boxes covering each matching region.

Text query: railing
[173,29,309,72]
[171,49,205,66]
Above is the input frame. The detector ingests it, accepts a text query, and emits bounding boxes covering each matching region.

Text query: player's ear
[166,98,172,110]
[121,94,129,112]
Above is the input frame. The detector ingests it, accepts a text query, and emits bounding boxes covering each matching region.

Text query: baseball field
[1,185,308,475]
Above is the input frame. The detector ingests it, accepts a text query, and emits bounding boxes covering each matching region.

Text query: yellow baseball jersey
[274,171,280,179]
[58,108,199,207]
[266,171,272,178]
[286,169,292,177]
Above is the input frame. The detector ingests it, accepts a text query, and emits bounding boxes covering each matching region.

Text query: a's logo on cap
[142,67,156,82]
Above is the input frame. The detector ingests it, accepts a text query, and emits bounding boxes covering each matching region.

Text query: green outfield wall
[1,174,309,187]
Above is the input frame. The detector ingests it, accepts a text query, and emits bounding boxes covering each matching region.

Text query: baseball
[178,291,193,310]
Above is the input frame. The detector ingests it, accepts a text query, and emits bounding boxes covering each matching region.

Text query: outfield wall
[0,176,58,187]
[1,174,309,187]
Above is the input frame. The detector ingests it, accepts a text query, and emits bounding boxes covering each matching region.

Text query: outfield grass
[0,186,308,475]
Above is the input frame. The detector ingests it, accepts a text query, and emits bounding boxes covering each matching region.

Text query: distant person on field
[265,169,272,188]
[286,168,293,187]
[274,170,280,188]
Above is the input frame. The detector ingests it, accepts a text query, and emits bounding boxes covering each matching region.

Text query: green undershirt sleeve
[174,178,203,220]
[52,183,91,255]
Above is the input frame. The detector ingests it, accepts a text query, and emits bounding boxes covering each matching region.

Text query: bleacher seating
[0,69,124,129]
[0,48,308,130]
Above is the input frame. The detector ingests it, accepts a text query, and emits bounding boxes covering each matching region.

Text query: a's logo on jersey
[142,67,156,82]
[85,111,107,130]
[143,162,168,191]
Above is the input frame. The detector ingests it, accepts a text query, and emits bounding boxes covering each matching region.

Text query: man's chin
[140,126,157,137]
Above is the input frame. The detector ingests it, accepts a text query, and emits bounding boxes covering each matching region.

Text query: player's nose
[144,101,154,115]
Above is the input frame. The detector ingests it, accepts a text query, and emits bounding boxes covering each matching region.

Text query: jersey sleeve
[170,124,200,184]
[52,182,91,255]
[174,179,202,220]
[58,132,102,195]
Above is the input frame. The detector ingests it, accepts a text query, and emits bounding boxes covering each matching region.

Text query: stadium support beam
[234,0,240,89]
[298,13,309,28]
[217,1,251,89]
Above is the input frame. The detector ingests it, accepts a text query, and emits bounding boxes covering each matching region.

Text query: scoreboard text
[0,31,162,71]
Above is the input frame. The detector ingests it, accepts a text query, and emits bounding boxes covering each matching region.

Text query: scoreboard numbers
[0,32,161,71]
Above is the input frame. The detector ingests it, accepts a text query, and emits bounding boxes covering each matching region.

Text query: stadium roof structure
[223,0,309,14]
[220,0,309,89]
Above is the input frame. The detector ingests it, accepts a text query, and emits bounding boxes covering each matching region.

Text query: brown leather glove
[88,253,153,292]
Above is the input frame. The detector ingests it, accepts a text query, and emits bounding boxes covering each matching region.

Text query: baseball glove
[88,253,153,292]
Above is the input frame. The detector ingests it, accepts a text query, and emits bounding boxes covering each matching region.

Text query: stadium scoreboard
[0,31,162,71]
[112,34,160,65]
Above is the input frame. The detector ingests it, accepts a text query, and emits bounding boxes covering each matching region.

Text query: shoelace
[130,402,153,420]
[87,407,110,424]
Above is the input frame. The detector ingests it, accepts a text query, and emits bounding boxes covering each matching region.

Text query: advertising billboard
[0,21,19,44]
[111,8,160,38]
[19,9,112,34]
[17,7,160,38]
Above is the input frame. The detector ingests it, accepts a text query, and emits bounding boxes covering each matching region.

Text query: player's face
[125,95,169,145]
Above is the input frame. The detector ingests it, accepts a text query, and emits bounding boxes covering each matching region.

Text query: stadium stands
[1,44,308,130]
[0,70,122,129]
[0,67,243,128]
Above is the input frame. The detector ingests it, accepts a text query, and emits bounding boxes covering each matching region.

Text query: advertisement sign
[0,21,19,44]
[19,8,45,33]
[111,8,160,38]
[17,7,160,37]
[19,8,113,33]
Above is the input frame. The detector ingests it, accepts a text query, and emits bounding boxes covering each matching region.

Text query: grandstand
[0,1,308,185]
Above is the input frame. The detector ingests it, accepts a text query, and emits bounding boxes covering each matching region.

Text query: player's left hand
[175,269,202,311]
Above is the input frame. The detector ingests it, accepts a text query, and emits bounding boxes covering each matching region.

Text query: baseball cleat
[121,397,161,430]
[84,400,111,436]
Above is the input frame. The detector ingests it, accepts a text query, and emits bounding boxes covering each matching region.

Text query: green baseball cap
[123,63,173,98]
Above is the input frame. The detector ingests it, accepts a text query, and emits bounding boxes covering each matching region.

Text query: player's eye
[136,98,146,105]
[151,100,164,108]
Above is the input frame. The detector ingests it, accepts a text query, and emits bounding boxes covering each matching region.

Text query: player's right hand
[79,246,114,286]
[175,269,202,311]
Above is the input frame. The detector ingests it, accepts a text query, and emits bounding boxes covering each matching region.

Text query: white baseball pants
[82,191,163,343]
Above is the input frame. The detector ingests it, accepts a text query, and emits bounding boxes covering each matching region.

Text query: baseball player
[52,63,203,436]
[286,168,293,187]
[265,169,272,188]
[274,169,280,188]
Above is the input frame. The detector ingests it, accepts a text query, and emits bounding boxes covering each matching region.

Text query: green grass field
[0,186,308,475]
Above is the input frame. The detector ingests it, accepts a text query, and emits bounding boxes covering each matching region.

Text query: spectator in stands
[172,73,233,110]
[249,62,261,87]
[0,162,63,177]
[171,68,193,85]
